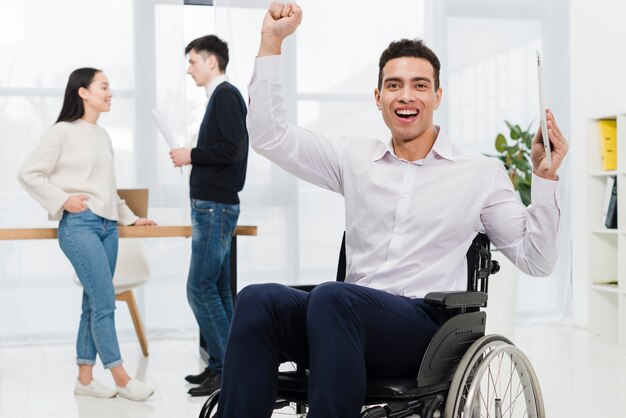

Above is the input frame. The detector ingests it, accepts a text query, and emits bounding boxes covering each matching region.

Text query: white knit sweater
[18,119,138,225]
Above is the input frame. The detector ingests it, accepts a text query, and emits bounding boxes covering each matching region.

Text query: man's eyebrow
[383,76,432,84]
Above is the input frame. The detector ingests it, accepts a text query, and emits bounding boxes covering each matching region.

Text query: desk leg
[199,236,238,364]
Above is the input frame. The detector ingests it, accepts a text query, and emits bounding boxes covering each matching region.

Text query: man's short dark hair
[185,35,229,72]
[378,39,440,91]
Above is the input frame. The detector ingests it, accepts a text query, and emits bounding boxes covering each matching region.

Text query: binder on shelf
[598,119,617,171]
[604,175,617,229]
[602,176,614,226]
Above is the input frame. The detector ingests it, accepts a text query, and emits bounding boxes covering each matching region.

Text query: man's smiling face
[374,56,442,145]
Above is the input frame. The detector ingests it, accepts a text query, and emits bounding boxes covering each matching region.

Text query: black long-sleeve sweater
[190,82,249,204]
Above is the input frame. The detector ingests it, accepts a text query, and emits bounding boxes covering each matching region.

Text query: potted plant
[494,121,535,206]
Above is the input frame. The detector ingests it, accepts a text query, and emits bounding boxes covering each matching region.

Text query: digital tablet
[536,51,552,169]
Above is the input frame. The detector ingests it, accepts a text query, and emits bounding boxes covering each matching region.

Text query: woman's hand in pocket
[63,195,88,213]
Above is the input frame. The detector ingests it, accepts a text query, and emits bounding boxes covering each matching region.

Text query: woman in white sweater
[18,68,156,401]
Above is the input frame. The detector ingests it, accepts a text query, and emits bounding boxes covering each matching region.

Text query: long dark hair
[56,67,101,123]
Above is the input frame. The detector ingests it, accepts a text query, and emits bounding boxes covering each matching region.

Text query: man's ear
[434,87,443,110]
[374,88,381,110]
[207,54,217,70]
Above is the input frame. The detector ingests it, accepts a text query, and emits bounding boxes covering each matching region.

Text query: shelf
[590,228,619,234]
[589,170,621,177]
[590,283,620,294]
[585,114,626,349]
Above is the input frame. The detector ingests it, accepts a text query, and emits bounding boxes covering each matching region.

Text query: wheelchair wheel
[198,389,220,418]
[199,394,308,418]
[444,335,545,418]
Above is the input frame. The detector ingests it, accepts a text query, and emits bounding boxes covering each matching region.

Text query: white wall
[570,0,626,328]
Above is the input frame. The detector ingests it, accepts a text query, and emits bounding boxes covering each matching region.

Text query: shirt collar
[431,126,454,161]
[370,126,455,163]
[205,74,229,100]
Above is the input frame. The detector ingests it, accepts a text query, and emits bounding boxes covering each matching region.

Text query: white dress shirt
[205,74,229,100]
[247,55,561,298]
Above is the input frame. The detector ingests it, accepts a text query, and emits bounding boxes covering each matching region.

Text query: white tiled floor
[1,324,625,418]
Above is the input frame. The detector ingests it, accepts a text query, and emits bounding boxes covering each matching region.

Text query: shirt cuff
[48,193,70,217]
[119,213,140,226]
[251,55,281,83]
[531,173,560,206]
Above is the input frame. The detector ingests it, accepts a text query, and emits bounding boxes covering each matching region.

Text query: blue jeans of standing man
[58,209,123,369]
[187,199,240,372]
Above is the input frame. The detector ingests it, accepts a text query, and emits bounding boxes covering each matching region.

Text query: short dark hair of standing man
[185,35,229,72]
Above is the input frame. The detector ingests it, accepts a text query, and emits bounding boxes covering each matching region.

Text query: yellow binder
[598,119,617,171]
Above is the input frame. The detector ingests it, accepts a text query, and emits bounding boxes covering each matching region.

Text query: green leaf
[524,132,533,149]
[504,121,522,139]
[495,133,507,152]
[517,158,530,172]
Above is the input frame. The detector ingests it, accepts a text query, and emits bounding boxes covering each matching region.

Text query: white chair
[112,239,151,357]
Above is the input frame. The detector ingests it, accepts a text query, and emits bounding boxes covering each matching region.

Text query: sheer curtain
[0,0,191,343]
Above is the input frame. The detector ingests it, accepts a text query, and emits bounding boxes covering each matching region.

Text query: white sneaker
[74,379,117,398]
[116,378,154,401]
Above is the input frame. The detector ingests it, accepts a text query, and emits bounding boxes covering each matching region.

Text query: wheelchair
[199,233,545,418]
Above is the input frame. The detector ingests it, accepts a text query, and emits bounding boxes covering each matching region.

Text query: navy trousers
[215,281,451,418]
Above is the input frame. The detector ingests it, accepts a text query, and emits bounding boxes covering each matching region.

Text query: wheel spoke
[452,343,541,418]
[500,385,525,416]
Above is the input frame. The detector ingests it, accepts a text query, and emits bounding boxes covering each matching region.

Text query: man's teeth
[396,110,418,116]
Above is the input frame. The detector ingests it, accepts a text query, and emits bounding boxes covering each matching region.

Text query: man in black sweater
[170,35,248,397]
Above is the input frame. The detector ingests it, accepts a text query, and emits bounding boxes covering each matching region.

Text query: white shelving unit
[586,114,626,348]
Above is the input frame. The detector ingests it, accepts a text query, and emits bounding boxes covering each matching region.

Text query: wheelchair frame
[199,233,545,418]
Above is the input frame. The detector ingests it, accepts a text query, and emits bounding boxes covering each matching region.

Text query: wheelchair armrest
[289,284,317,292]
[424,291,488,308]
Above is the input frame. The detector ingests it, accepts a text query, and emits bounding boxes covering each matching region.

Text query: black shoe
[184,367,214,384]
[188,373,221,397]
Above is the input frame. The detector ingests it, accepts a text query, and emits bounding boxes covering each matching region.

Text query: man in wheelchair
[207,3,568,418]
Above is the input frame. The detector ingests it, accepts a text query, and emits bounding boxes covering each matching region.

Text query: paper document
[151,109,179,150]
[152,108,182,174]
[536,51,552,169]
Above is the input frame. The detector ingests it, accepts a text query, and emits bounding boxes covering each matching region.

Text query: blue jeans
[187,199,239,372]
[58,209,122,369]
